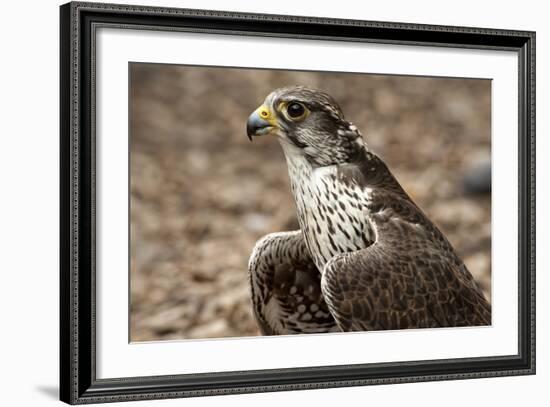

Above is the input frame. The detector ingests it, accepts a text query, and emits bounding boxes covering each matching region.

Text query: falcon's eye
[286,102,306,119]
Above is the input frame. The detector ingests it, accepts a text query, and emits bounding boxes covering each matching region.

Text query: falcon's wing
[320,196,491,332]
[248,231,339,335]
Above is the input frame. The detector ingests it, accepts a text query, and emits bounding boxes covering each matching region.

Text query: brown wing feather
[248,231,338,335]
[321,192,491,332]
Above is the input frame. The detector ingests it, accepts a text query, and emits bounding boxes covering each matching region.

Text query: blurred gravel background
[130,63,491,342]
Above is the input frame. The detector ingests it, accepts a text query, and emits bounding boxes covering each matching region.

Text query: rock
[463,160,491,195]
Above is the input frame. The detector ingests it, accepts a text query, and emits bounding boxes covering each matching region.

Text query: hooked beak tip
[247,109,273,141]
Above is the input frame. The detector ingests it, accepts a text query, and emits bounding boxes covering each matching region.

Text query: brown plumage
[248,231,338,335]
[247,86,491,334]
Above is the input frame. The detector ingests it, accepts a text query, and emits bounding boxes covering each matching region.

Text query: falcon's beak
[246,105,276,141]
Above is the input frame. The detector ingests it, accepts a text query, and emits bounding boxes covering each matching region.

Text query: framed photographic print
[60,1,536,404]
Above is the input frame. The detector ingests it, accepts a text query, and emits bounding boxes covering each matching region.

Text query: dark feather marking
[248,231,338,335]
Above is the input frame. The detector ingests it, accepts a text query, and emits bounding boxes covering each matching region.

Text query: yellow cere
[257,105,278,126]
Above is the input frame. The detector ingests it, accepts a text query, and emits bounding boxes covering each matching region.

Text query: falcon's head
[247,86,366,166]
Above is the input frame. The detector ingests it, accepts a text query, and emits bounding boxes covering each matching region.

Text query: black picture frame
[60,1,536,404]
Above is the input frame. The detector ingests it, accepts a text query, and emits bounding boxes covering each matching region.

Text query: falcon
[246,86,491,335]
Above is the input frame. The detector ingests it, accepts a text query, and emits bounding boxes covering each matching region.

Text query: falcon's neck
[280,141,375,272]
